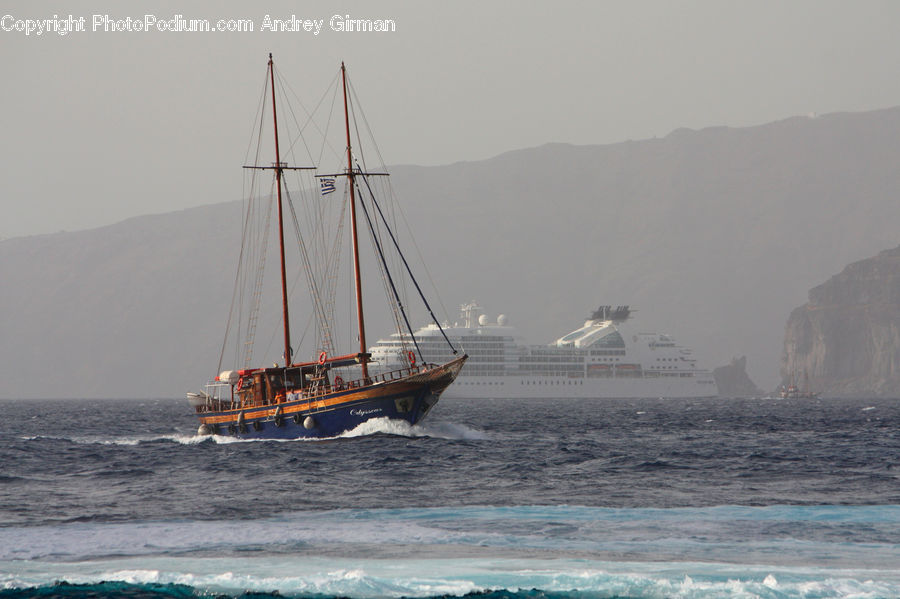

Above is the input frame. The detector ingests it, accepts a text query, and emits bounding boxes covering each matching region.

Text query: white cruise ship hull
[447,373,717,399]
[369,302,720,400]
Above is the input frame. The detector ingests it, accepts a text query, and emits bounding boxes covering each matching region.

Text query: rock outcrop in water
[782,245,900,397]
[713,356,763,398]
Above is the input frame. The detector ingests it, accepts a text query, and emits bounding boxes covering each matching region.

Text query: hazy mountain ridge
[387,107,900,388]
[4,106,900,398]
[1,204,242,398]
[782,245,900,397]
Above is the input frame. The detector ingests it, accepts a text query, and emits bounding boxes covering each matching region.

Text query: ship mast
[269,53,292,366]
[341,62,369,380]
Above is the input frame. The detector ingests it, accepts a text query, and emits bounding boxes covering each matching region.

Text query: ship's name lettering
[351,408,382,417]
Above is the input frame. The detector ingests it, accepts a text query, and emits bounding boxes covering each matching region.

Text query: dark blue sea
[1,396,899,599]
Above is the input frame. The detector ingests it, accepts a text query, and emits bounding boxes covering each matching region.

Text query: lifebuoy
[407,351,416,366]
[236,377,244,391]
[334,375,344,388]
[318,351,327,365]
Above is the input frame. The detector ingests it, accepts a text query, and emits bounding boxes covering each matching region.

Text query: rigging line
[346,76,455,339]
[354,177,424,363]
[240,68,273,364]
[361,178,405,351]
[242,67,272,172]
[234,194,253,366]
[283,183,332,356]
[339,79,406,347]
[217,186,258,376]
[347,78,388,175]
[346,78,415,332]
[358,167,459,355]
[314,166,334,286]
[365,189,408,358]
[367,181,405,342]
[277,67,344,167]
[354,196,405,358]
[318,84,340,169]
[273,69,315,167]
[307,181,340,357]
[244,179,276,367]
[238,188,264,362]
[272,69,318,170]
[269,185,313,363]
[345,78,368,175]
[294,308,315,358]
[276,67,340,356]
[219,77,270,375]
[243,70,268,214]
[320,186,349,355]
[346,162,405,351]
[272,102,328,314]
[382,175,459,349]
[374,176,410,320]
[298,172,335,356]
[349,83,427,343]
[287,173,345,360]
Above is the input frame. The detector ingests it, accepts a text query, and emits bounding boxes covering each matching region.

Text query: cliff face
[782,246,900,397]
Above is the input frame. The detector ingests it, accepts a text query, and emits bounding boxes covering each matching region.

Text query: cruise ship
[369,302,718,399]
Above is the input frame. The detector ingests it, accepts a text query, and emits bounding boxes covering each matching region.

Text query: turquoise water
[1,397,898,598]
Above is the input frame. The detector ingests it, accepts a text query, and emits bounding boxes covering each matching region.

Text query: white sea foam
[20,433,212,446]
[158,417,489,444]
[1,555,899,598]
[338,417,489,440]
[19,415,489,446]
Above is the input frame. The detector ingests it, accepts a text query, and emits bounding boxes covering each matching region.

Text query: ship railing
[195,381,234,413]
[195,363,438,412]
[325,362,436,393]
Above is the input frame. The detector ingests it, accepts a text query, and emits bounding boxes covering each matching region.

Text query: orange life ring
[318,351,327,365]
[333,375,344,388]
[236,377,244,391]
[407,350,416,366]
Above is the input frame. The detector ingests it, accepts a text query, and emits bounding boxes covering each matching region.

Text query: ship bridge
[554,305,630,349]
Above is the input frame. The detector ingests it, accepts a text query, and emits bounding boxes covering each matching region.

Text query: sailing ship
[187,55,466,438]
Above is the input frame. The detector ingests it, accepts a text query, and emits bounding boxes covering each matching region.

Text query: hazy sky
[3,0,900,239]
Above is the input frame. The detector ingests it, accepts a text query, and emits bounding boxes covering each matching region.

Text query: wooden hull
[191,356,466,439]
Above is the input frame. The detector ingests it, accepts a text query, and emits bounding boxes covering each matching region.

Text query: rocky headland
[782,245,900,397]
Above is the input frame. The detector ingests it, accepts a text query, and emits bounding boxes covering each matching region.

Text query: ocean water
[1,396,899,599]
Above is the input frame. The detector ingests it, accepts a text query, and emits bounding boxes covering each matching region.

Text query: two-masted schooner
[187,55,466,438]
